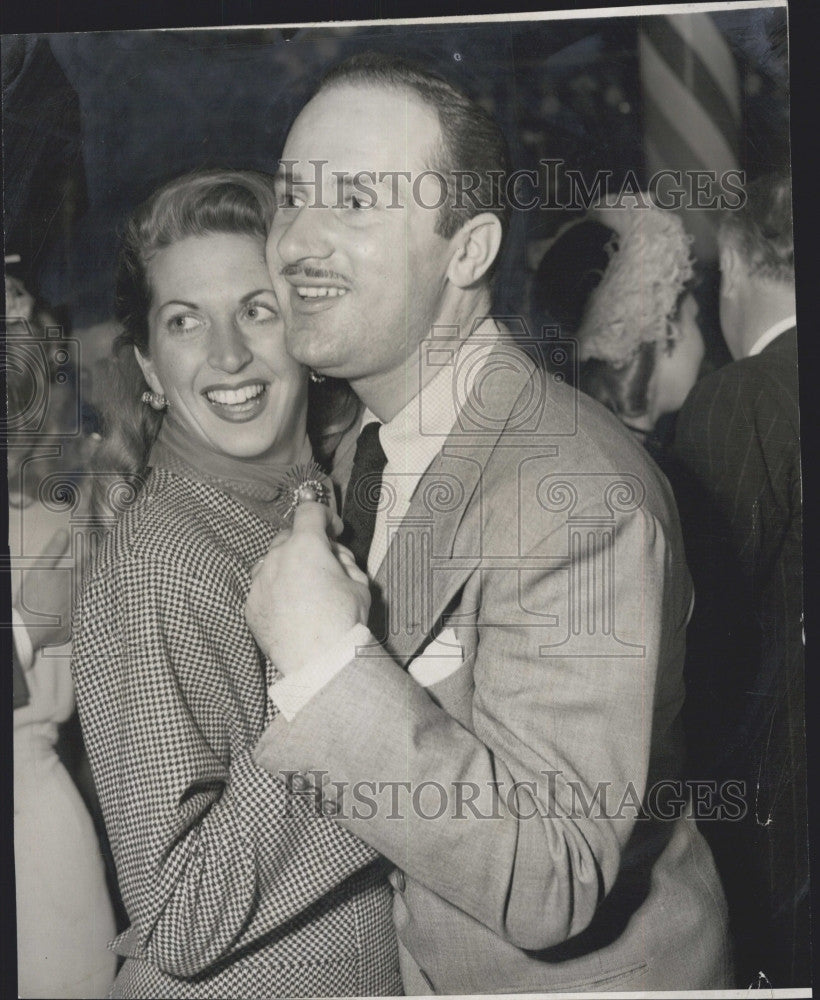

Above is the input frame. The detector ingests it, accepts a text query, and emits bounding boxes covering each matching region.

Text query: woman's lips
[203,382,269,422]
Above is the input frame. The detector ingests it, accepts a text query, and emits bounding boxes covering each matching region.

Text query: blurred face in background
[5,275,35,324]
[653,292,705,418]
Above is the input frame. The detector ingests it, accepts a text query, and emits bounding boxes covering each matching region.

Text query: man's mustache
[279,264,348,283]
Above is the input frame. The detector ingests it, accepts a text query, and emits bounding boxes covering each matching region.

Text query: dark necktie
[340,421,387,572]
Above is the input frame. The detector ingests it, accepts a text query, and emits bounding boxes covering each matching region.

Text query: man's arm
[249,501,683,950]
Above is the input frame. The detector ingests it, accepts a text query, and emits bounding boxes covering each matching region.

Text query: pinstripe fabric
[71,467,401,998]
[672,329,808,986]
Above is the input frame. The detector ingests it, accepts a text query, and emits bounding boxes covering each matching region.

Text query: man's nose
[208,319,253,373]
[273,202,333,267]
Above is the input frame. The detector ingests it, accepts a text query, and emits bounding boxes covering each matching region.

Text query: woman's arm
[71,553,377,978]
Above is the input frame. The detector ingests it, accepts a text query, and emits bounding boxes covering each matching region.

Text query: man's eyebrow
[274,165,319,186]
[331,173,366,192]
[274,166,392,189]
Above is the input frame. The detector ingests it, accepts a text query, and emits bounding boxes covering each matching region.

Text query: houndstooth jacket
[71,467,401,999]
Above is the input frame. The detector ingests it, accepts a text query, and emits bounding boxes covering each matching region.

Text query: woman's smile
[202,379,269,421]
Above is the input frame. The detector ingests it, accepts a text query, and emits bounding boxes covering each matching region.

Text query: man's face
[267,83,456,385]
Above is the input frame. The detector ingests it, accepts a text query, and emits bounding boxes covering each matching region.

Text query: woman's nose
[208,320,253,373]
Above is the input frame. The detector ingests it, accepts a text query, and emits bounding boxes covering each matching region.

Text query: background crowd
[4,7,806,997]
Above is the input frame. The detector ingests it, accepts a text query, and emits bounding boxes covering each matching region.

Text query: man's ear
[134,345,164,396]
[718,238,744,299]
[446,212,503,288]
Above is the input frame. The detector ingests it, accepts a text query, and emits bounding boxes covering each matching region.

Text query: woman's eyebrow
[156,298,199,312]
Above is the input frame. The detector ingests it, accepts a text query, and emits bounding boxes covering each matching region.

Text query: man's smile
[296,285,348,299]
[284,279,351,312]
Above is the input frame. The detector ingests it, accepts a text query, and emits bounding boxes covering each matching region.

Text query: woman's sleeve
[71,554,377,978]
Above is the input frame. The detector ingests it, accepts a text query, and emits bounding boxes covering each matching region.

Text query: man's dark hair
[720,170,794,282]
[317,51,511,249]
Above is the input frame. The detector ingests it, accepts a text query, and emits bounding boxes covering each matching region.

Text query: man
[248,53,731,993]
[673,172,808,987]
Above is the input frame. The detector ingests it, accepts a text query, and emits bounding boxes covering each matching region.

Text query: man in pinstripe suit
[673,171,808,987]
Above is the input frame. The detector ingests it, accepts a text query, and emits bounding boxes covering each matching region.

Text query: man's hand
[15,528,73,651]
[245,501,371,675]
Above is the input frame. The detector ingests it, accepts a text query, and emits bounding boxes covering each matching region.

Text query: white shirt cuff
[268,623,374,721]
[12,608,34,670]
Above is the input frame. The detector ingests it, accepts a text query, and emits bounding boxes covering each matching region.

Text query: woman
[531,201,704,467]
[71,170,401,998]
[10,324,117,999]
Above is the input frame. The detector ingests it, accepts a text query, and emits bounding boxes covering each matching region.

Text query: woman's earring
[141,389,169,411]
[308,369,326,384]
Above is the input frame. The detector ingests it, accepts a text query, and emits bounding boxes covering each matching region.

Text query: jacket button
[393,869,406,892]
[419,968,434,990]
[290,773,309,791]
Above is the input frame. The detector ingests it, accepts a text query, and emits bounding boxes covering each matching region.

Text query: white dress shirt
[270,321,500,719]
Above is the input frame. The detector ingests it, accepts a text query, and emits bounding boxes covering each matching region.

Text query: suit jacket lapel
[368,339,539,666]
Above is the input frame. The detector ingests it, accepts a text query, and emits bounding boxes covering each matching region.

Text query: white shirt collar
[361,319,500,495]
[746,315,796,357]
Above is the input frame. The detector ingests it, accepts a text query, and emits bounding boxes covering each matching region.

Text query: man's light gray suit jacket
[255,336,731,994]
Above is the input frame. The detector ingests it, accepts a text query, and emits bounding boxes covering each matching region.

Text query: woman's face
[136,232,307,461]
[654,292,706,418]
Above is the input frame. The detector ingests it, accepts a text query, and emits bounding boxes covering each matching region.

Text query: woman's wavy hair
[531,218,698,420]
[92,168,358,518]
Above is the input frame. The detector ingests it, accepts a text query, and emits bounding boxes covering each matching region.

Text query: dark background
[3,6,790,335]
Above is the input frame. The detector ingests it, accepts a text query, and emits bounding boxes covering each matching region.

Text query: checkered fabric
[71,468,402,998]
